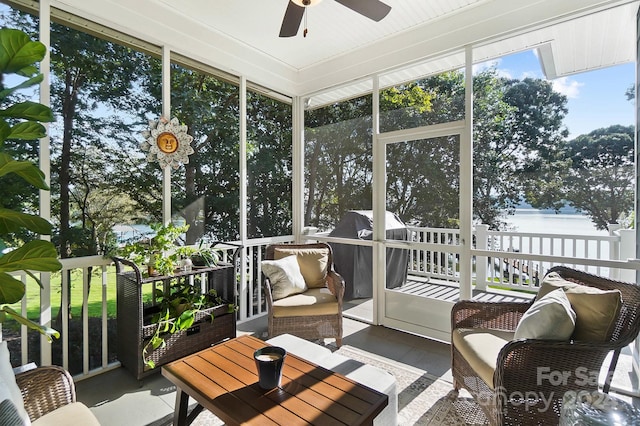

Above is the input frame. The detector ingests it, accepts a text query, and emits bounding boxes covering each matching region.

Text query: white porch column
[619,229,636,282]
[459,46,474,300]
[633,3,640,395]
[608,223,622,279]
[162,45,171,224]
[239,76,247,243]
[292,96,305,241]
[237,77,249,322]
[372,76,384,325]
[39,0,52,367]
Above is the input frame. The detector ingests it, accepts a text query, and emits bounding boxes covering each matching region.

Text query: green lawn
[4,266,122,331]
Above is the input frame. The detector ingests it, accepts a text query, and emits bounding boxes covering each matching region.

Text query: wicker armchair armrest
[326,271,345,304]
[451,300,532,331]
[496,338,613,394]
[16,365,76,422]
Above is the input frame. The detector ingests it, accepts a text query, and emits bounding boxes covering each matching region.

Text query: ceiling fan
[279,0,392,38]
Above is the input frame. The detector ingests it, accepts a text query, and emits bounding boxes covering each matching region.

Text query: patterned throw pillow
[0,399,25,426]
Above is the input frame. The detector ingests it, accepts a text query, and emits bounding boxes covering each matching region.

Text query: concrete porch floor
[75,312,640,425]
[75,315,453,426]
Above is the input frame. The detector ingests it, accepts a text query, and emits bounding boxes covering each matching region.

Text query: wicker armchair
[15,365,100,424]
[264,243,345,347]
[451,266,640,425]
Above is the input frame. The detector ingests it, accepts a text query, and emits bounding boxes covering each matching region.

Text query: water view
[506,209,608,236]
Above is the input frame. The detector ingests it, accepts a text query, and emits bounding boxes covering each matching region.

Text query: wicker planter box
[114,258,237,380]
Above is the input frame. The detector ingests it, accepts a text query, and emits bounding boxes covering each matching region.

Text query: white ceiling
[155,0,484,71]
[53,0,638,104]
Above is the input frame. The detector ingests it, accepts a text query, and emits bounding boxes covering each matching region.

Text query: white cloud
[473,59,501,74]
[520,71,538,79]
[552,77,583,99]
[496,68,513,79]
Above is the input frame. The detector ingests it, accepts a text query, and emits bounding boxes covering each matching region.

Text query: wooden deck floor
[395,274,534,303]
[342,274,534,320]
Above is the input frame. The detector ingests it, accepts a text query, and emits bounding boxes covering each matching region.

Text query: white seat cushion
[452,328,514,389]
[31,402,100,426]
[266,334,333,362]
[272,288,339,317]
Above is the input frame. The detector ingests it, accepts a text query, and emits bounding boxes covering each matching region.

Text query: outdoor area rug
[335,345,488,425]
[154,345,488,425]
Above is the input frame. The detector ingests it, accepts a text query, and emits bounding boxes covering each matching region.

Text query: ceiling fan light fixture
[291,0,322,7]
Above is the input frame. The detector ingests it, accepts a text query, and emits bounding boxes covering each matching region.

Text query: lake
[114,210,608,244]
[506,209,608,236]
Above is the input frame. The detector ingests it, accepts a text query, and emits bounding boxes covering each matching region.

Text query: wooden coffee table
[161,334,388,426]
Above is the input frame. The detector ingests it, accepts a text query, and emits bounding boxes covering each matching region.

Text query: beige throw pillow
[262,255,308,300]
[537,272,622,342]
[514,288,576,340]
[273,247,329,288]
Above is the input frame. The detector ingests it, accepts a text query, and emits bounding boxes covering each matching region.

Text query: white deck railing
[3,237,293,381]
[405,224,637,291]
[3,226,635,381]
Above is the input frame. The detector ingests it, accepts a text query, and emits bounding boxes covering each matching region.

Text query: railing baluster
[83,267,90,375]
[101,265,108,369]
[20,273,28,366]
[61,270,69,371]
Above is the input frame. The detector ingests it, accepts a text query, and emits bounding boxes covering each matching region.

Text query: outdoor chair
[12,365,99,425]
[451,266,640,425]
[262,242,345,347]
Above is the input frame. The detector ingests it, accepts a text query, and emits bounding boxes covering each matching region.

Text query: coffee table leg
[174,388,189,426]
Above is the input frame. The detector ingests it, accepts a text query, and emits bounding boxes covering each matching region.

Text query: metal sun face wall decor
[141,116,194,169]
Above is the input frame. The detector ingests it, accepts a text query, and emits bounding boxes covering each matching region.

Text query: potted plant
[188,240,221,267]
[0,28,62,340]
[142,281,236,369]
[111,223,238,376]
[116,222,189,276]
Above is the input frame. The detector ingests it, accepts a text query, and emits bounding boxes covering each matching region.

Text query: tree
[304,95,374,230]
[385,73,460,228]
[626,84,634,102]
[246,91,293,239]
[303,69,572,232]
[559,125,635,230]
[165,63,241,242]
[48,23,155,258]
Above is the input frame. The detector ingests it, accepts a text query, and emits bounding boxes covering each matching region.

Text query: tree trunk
[304,140,321,225]
[55,70,82,325]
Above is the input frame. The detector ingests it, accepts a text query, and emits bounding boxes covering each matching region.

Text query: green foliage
[115,222,189,276]
[0,27,61,341]
[626,84,634,102]
[305,68,571,231]
[142,278,237,369]
[557,125,634,230]
[185,240,221,267]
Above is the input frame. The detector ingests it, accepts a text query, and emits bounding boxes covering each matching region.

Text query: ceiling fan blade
[334,0,391,21]
[279,1,305,37]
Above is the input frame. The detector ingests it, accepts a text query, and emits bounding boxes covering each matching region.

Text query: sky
[476,49,635,140]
